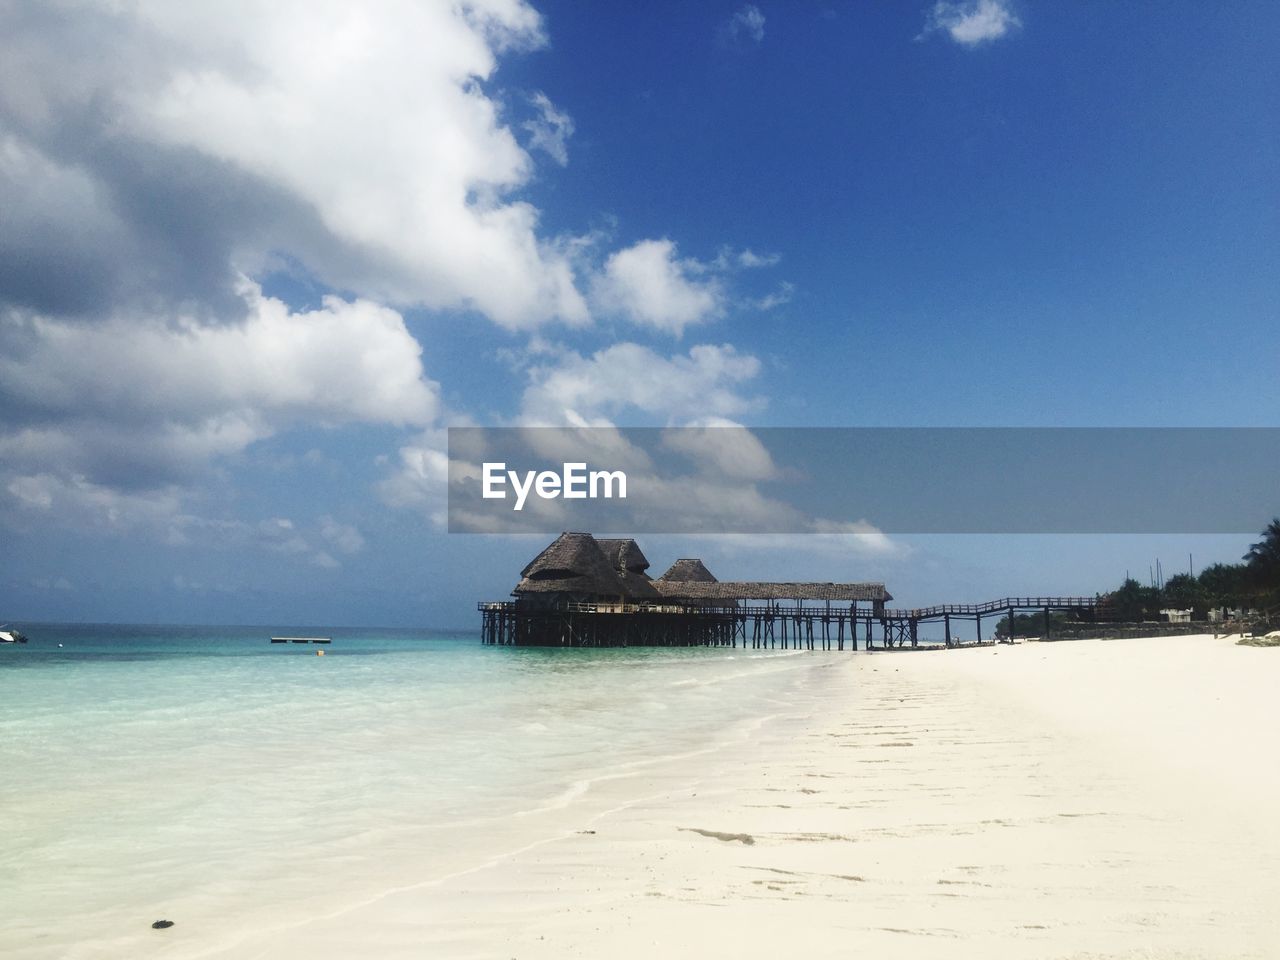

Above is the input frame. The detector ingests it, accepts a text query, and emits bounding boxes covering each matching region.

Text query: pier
[479,596,1106,649]
[478,533,1112,649]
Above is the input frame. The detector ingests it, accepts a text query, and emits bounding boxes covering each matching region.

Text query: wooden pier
[479,596,1108,650]
[481,533,1112,650]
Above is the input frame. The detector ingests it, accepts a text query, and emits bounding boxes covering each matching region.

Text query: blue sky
[1,1,1275,627]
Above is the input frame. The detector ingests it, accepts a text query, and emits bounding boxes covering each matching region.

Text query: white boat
[0,626,29,644]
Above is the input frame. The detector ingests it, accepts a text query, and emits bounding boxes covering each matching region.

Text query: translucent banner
[447,427,1280,534]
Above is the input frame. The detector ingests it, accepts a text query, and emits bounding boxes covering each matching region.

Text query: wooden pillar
[1043,607,1051,640]
[944,613,951,648]
[976,613,982,643]
[1008,605,1016,644]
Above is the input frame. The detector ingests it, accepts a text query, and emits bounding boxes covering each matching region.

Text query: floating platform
[270,637,332,644]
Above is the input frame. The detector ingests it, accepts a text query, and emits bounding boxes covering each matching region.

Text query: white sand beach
[173,632,1279,960]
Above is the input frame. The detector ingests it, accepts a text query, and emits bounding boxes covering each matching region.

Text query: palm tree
[1242,518,1280,597]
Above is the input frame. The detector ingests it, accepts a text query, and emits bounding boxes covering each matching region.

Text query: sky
[1,0,1276,628]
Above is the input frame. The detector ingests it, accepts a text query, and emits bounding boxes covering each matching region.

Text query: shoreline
[238,633,1278,959]
[12,633,1277,959]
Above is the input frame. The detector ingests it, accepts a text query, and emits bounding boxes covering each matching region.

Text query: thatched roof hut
[596,538,662,600]
[656,558,718,583]
[511,534,889,608]
[514,532,627,600]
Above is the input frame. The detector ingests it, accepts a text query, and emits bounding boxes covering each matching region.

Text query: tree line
[1100,518,1280,621]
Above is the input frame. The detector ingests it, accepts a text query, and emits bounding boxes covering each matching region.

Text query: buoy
[316,649,324,656]
[151,920,174,929]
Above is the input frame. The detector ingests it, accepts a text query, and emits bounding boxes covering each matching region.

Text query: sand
[197,634,1280,959]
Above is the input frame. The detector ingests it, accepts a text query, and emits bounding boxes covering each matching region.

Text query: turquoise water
[0,624,815,958]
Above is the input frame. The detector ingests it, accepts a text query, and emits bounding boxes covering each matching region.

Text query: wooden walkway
[478,596,1108,649]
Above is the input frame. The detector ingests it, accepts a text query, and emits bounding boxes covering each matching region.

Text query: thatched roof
[656,558,718,583]
[597,537,661,599]
[653,581,891,603]
[514,535,889,604]
[617,570,662,599]
[515,532,627,597]
[596,539,650,573]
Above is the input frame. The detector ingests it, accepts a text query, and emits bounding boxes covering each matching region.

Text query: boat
[0,626,29,644]
[269,636,332,644]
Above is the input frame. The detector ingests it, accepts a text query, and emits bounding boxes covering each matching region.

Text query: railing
[883,597,1105,619]
[479,600,738,614]
[480,596,1108,619]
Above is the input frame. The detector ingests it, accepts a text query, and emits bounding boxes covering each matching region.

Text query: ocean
[0,624,816,958]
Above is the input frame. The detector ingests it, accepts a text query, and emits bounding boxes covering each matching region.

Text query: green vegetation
[1244,518,1280,593]
[1097,517,1280,621]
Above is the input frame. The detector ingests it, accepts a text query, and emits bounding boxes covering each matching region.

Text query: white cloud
[0,281,440,506]
[734,248,781,269]
[593,239,724,335]
[922,0,1020,46]
[1,1,792,554]
[523,91,574,166]
[2,470,357,568]
[0,0,588,329]
[520,342,762,425]
[310,550,340,570]
[720,5,766,48]
[661,420,780,482]
[753,281,794,311]
[319,516,366,555]
[378,428,452,526]
[258,517,310,556]
[676,530,905,569]
[137,0,587,328]
[384,343,764,526]
[4,473,186,534]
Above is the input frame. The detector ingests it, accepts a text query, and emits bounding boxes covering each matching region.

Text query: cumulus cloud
[0,281,440,506]
[0,0,586,329]
[1,0,790,558]
[382,343,764,525]
[520,342,762,425]
[719,5,766,49]
[593,239,725,335]
[921,0,1020,46]
[660,420,780,482]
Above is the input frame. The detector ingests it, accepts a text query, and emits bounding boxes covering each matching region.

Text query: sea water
[0,624,818,958]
